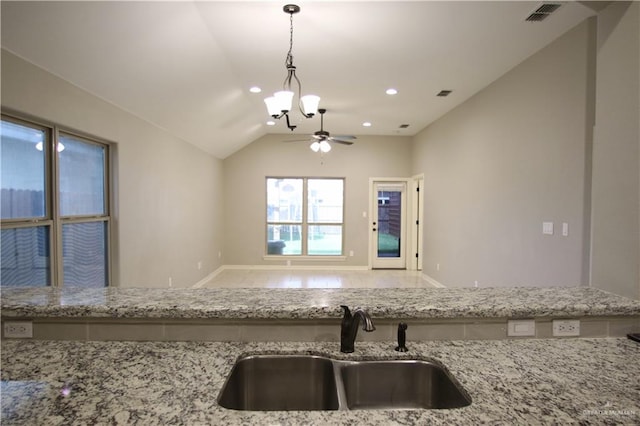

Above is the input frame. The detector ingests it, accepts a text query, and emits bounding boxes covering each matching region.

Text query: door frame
[368,177,423,270]
[367,174,424,271]
[410,174,424,271]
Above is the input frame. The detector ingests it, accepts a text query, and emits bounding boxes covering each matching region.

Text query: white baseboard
[191,267,224,289]
[422,273,446,288]
[221,264,370,271]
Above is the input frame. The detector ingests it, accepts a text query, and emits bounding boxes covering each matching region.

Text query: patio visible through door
[371,181,406,269]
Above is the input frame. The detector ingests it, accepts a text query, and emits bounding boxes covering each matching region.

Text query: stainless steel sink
[217,355,471,411]
[217,355,339,411]
[340,360,471,409]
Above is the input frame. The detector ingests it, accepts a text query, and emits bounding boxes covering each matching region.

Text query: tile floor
[199,269,436,289]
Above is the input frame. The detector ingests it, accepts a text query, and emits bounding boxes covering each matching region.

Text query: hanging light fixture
[264,4,320,131]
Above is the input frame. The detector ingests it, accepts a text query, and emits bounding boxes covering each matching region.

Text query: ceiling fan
[285,108,356,152]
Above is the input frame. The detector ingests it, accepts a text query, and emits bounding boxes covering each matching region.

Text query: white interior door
[371,181,407,269]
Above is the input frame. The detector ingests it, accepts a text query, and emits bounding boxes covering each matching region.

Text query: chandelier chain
[286,11,294,68]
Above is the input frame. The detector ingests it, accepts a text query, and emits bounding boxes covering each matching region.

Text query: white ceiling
[1,1,595,159]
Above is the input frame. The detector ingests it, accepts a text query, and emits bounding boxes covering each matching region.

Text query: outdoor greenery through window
[1,114,110,287]
[267,178,344,256]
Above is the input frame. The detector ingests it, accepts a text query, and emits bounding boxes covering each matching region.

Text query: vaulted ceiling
[1,1,595,158]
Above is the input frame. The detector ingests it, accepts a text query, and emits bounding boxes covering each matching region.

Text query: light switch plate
[507,319,536,337]
[543,222,554,235]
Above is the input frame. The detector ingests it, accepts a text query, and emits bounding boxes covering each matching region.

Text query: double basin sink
[218,354,471,411]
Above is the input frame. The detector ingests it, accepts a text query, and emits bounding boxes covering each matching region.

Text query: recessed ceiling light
[249,86,262,93]
[362,122,372,127]
[266,121,276,126]
[386,88,398,95]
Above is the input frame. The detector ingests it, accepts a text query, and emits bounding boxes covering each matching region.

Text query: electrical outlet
[552,319,580,337]
[3,321,33,338]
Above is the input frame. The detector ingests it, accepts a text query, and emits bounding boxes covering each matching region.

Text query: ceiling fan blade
[283,139,312,143]
[332,135,357,141]
[332,139,354,146]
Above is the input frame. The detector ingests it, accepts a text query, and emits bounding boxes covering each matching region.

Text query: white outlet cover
[507,320,536,337]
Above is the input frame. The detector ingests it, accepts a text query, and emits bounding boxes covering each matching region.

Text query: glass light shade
[300,95,320,116]
[264,91,294,116]
[264,96,281,116]
[310,141,321,152]
[274,90,294,112]
[319,140,331,153]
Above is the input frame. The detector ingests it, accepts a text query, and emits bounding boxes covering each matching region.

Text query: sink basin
[218,355,471,411]
[340,360,471,409]
[217,355,339,411]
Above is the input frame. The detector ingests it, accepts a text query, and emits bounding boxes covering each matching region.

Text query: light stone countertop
[1,338,639,425]
[2,286,640,320]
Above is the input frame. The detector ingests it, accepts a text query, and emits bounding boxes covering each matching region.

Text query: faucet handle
[395,322,409,352]
[340,305,351,318]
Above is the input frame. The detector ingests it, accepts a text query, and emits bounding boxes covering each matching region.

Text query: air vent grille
[526,3,561,22]
[437,90,452,97]
[535,3,561,14]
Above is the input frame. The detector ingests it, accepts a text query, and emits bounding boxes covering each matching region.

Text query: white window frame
[265,177,346,260]
[1,111,113,287]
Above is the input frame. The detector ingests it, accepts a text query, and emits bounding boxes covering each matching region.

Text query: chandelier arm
[292,71,312,118]
[284,113,296,131]
[283,67,295,92]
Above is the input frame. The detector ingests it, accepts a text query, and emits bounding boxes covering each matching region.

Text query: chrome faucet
[340,305,376,353]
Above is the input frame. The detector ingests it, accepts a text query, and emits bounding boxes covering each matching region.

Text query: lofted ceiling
[1,1,595,159]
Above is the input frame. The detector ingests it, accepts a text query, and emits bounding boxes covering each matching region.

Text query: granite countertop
[2,286,640,320]
[2,338,639,425]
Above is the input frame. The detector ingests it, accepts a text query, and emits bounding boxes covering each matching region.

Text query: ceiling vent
[526,3,561,22]
[437,90,452,97]
[399,124,410,129]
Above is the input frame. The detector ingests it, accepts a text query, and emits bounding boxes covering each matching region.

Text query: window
[1,114,111,287]
[266,177,344,256]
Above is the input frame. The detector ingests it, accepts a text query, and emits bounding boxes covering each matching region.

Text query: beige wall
[1,49,225,288]
[222,133,412,266]
[411,21,593,288]
[590,2,640,299]
[3,4,638,298]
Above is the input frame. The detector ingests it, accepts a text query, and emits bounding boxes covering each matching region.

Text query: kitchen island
[3,286,640,320]
[3,286,639,342]
[2,338,639,425]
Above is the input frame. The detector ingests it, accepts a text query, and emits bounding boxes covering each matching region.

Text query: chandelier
[264,4,320,131]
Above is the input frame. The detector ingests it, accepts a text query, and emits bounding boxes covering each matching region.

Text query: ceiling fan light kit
[310,140,331,153]
[264,4,320,131]
[283,108,356,153]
